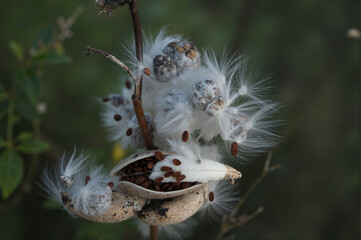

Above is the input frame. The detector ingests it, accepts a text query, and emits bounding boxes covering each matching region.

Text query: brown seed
[146,157,153,161]
[135,176,145,185]
[108,182,114,188]
[141,181,149,189]
[176,174,186,182]
[164,171,173,178]
[125,80,131,89]
[161,166,173,171]
[147,162,154,169]
[231,142,238,156]
[172,159,181,166]
[154,151,165,161]
[143,67,151,76]
[154,185,161,191]
[208,191,215,202]
[181,182,191,189]
[172,171,181,177]
[85,176,91,185]
[162,183,170,189]
[133,167,143,172]
[102,97,110,102]
[182,131,189,142]
[114,114,122,121]
[126,128,133,136]
[154,177,164,184]
[166,186,173,191]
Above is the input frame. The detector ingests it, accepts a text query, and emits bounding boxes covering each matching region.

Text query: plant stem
[128,0,156,151]
[128,1,157,238]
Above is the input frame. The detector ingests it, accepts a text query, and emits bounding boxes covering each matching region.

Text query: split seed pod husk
[109,150,208,199]
[138,184,208,225]
[61,191,147,223]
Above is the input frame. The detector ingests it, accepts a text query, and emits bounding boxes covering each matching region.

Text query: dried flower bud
[163,41,201,73]
[153,54,177,82]
[192,79,224,115]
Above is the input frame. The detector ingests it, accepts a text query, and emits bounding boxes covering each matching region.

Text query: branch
[85,46,138,84]
[216,152,281,239]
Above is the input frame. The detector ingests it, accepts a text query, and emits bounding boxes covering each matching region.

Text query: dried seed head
[163,40,201,73]
[113,114,122,121]
[153,54,177,82]
[231,142,238,156]
[60,176,73,187]
[181,131,189,142]
[208,191,215,202]
[192,79,224,115]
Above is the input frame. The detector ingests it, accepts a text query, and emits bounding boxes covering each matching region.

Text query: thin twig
[85,46,138,84]
[216,152,281,239]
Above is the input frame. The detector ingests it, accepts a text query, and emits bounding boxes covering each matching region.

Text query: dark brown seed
[146,157,153,161]
[154,177,164,183]
[133,167,143,172]
[135,176,145,185]
[126,128,133,136]
[166,186,173,191]
[141,181,149,188]
[182,131,189,142]
[114,114,122,121]
[125,80,131,89]
[102,97,110,102]
[161,166,173,171]
[231,142,238,156]
[143,67,151,76]
[154,151,165,161]
[108,182,114,188]
[162,183,170,189]
[147,162,154,169]
[172,159,181,166]
[181,182,191,189]
[85,176,91,185]
[154,185,161,191]
[172,171,181,178]
[164,171,173,178]
[176,174,186,182]
[209,191,215,202]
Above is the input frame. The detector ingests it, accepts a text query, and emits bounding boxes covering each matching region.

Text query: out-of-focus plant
[0,7,83,204]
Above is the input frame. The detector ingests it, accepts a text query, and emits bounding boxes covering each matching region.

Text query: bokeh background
[0,0,359,239]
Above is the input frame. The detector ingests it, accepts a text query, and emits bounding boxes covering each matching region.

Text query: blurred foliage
[0,0,359,239]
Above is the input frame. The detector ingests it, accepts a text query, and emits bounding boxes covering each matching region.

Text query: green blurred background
[0,0,359,239]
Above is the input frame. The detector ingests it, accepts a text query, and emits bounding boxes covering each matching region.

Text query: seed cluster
[120,153,196,192]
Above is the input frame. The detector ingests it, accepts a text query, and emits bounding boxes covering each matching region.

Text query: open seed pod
[110,150,208,199]
[61,191,147,223]
[138,184,208,225]
[110,150,241,199]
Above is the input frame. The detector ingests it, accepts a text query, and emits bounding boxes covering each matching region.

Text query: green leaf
[14,97,39,121]
[9,41,24,61]
[16,132,33,142]
[14,71,41,102]
[17,140,49,154]
[29,52,72,65]
[0,150,24,199]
